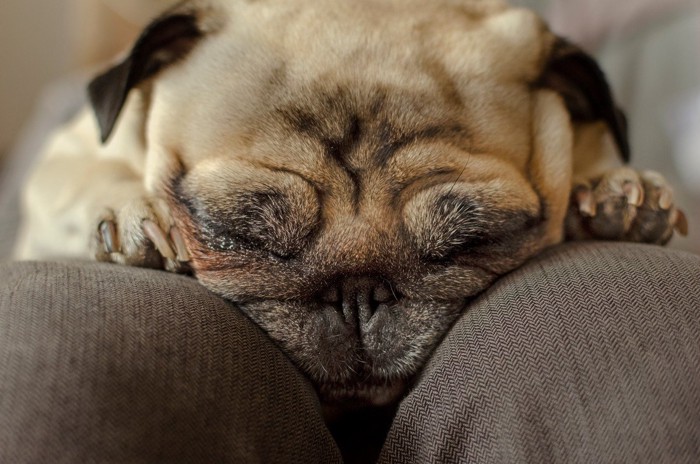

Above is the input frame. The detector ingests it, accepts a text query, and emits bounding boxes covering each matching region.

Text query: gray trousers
[1,243,699,463]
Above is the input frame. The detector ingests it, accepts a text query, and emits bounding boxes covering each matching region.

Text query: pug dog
[16,0,687,407]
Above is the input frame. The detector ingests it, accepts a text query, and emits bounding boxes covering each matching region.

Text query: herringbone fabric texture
[0,261,342,464]
[379,242,700,463]
[2,244,699,463]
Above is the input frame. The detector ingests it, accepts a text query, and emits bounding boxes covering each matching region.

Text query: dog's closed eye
[405,193,489,261]
[404,188,542,262]
[175,170,321,260]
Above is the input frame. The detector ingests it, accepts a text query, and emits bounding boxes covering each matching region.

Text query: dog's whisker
[445,153,472,197]
[319,362,329,376]
[344,361,358,375]
[384,278,400,302]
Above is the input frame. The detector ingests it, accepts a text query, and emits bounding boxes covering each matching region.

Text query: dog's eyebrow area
[269,86,474,197]
[283,107,470,168]
[403,188,544,262]
[171,169,321,260]
[280,99,471,165]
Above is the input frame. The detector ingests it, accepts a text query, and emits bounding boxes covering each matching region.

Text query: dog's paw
[566,168,688,245]
[92,196,191,273]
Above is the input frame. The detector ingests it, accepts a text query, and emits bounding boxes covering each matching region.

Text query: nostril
[359,280,402,326]
[372,282,394,304]
[320,285,341,305]
[372,280,402,305]
[318,277,402,324]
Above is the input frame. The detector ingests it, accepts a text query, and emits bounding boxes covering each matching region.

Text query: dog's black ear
[539,38,630,161]
[88,13,203,143]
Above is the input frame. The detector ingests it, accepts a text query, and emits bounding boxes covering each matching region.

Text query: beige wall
[0,0,71,155]
[0,0,136,157]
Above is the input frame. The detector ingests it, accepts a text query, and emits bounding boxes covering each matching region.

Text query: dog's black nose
[320,277,402,326]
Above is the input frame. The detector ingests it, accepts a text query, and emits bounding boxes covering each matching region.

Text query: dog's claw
[99,220,119,254]
[566,168,684,245]
[623,182,644,207]
[642,170,674,210]
[170,227,191,262]
[575,187,596,217]
[673,209,689,236]
[143,220,176,261]
[658,189,674,210]
[92,198,187,273]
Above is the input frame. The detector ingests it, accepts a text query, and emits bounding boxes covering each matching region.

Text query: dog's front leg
[91,179,189,274]
[16,108,189,273]
[565,122,688,244]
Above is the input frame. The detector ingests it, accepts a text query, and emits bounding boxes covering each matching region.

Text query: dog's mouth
[317,377,409,406]
[237,288,466,405]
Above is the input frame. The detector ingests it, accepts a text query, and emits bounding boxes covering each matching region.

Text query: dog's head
[89,0,628,405]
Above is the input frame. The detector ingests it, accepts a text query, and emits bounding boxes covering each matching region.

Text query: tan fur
[14,0,683,405]
[18,0,556,258]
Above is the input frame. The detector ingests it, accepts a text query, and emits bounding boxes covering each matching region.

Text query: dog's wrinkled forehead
[147,0,548,158]
[92,0,627,162]
[221,0,544,80]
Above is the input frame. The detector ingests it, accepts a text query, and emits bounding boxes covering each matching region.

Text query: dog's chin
[237,298,465,405]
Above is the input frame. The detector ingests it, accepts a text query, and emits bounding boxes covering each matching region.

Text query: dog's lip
[318,379,407,406]
[366,382,407,406]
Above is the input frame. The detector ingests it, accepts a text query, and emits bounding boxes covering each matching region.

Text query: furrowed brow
[375,122,470,167]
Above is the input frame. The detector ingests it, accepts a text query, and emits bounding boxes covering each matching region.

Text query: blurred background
[0,0,698,258]
[0,0,139,159]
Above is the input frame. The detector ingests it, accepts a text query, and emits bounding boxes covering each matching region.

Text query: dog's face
[89,0,627,404]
